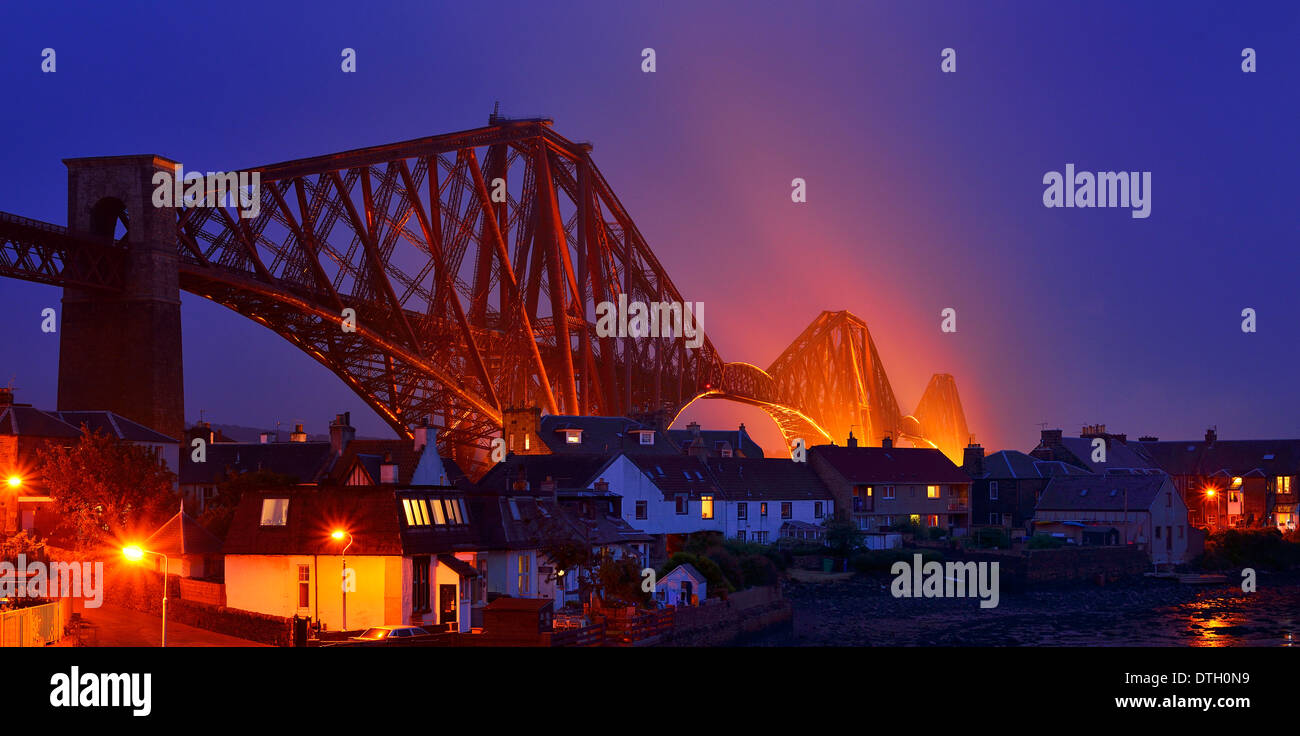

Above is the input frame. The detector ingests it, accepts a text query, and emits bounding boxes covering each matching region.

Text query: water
[746,575,1300,647]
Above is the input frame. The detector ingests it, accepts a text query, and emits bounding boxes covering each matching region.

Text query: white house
[1033,474,1191,565]
[707,457,835,544]
[223,486,480,633]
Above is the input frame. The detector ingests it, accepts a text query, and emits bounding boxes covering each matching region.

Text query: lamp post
[331,530,353,631]
[1204,488,1217,530]
[122,545,169,647]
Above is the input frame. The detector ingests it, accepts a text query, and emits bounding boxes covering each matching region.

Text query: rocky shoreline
[746,569,1300,646]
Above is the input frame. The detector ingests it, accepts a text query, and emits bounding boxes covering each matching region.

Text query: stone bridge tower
[57,155,185,442]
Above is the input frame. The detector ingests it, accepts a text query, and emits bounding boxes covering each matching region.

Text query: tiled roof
[476,453,614,493]
[1136,438,1300,477]
[179,441,335,485]
[145,509,224,556]
[223,486,476,556]
[707,457,833,501]
[1035,475,1171,513]
[811,445,970,484]
[538,415,677,455]
[624,454,720,498]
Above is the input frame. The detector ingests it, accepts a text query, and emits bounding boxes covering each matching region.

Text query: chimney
[540,475,557,502]
[290,423,308,443]
[1205,427,1217,444]
[846,430,858,448]
[330,412,356,457]
[963,442,985,476]
[380,452,399,484]
[881,435,893,449]
[1041,429,1063,448]
[0,387,13,406]
[594,478,609,494]
[687,421,702,438]
[413,415,432,452]
[1138,435,1158,442]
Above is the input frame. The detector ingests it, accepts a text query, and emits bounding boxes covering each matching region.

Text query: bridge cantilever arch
[0,117,969,476]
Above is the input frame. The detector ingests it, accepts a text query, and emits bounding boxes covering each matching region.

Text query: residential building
[500,407,678,456]
[706,457,833,544]
[655,563,707,607]
[1032,474,1192,565]
[962,443,1091,532]
[1136,429,1300,531]
[1029,426,1161,475]
[668,421,765,460]
[140,502,225,579]
[223,485,480,632]
[809,434,972,534]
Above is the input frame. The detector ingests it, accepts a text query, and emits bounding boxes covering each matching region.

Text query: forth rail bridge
[0,115,969,477]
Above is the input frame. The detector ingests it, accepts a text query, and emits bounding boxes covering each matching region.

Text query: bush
[738,554,779,587]
[706,548,744,590]
[661,552,733,595]
[969,527,1011,549]
[1198,528,1300,571]
[1028,534,1065,550]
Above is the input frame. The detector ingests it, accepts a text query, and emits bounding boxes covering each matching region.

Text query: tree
[824,517,864,557]
[37,427,177,549]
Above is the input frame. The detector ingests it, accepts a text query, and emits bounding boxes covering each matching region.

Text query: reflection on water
[1172,589,1298,648]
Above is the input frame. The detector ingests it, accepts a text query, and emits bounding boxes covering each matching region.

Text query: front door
[439,584,457,629]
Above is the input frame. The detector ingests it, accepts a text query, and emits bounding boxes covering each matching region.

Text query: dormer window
[260,498,289,526]
[564,429,583,445]
[636,430,654,446]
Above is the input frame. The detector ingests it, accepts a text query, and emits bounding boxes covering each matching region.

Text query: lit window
[524,435,530,451]
[760,502,768,518]
[517,553,530,593]
[430,498,446,525]
[1278,476,1292,493]
[260,498,289,526]
[1231,477,1243,489]
[926,514,938,527]
[565,429,582,445]
[927,485,940,499]
[909,514,920,525]
[701,495,714,520]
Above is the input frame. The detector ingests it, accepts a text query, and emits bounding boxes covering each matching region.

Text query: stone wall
[660,585,791,646]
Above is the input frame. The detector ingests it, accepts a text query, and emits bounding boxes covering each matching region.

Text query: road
[74,604,269,647]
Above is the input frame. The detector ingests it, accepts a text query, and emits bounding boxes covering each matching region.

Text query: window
[1278,476,1292,493]
[989,513,999,525]
[508,498,521,520]
[909,514,920,525]
[814,502,824,519]
[517,554,530,594]
[565,429,582,444]
[412,557,431,613]
[1231,476,1243,489]
[751,531,767,544]
[260,498,289,526]
[635,500,648,520]
[989,481,999,500]
[297,565,310,609]
[737,530,746,542]
[925,514,938,527]
[403,498,432,526]
[1155,526,1162,539]
[781,502,793,519]
[927,485,940,499]
[737,503,747,520]
[430,498,447,525]
[638,431,654,446]
[700,495,714,520]
[675,495,688,515]
[760,502,768,518]
[882,486,895,500]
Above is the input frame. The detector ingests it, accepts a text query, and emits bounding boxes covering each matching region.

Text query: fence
[0,599,70,647]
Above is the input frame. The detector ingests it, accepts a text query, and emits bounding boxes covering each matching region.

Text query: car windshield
[356,628,388,640]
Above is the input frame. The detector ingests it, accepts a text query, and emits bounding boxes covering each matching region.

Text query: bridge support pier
[57,155,185,442]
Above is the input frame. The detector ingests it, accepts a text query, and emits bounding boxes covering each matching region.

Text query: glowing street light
[331,529,353,631]
[6,475,21,489]
[122,545,169,647]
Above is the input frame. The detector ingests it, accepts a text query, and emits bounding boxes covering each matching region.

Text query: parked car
[349,626,431,643]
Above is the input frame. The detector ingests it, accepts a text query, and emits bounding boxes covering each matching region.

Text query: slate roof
[667,427,765,458]
[326,439,425,485]
[145,508,224,556]
[662,562,706,585]
[707,457,833,501]
[223,486,477,556]
[1136,439,1300,478]
[1035,475,1172,513]
[538,415,677,455]
[1033,436,1161,474]
[0,406,175,443]
[179,441,335,485]
[624,454,720,499]
[978,450,1093,480]
[475,453,614,494]
[811,445,970,484]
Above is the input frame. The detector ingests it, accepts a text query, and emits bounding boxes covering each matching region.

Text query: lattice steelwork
[0,119,970,473]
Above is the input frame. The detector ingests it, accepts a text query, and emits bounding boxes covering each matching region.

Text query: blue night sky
[0,1,1296,454]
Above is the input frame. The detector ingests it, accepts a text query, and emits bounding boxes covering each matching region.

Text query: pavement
[73,604,269,647]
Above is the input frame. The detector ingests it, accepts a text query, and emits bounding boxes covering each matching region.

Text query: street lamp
[5,475,21,489]
[1204,488,1217,529]
[331,530,353,631]
[122,545,169,647]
